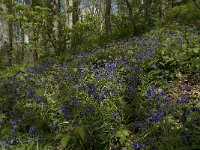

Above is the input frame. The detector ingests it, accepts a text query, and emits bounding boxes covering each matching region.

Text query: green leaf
[55,133,63,140]
[73,68,78,72]
[116,129,130,144]
[193,48,199,54]
[78,126,86,141]
[61,134,70,148]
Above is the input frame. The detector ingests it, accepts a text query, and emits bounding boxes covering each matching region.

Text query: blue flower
[112,112,119,119]
[146,86,157,100]
[29,126,36,133]
[0,141,7,147]
[27,87,35,98]
[162,96,170,103]
[50,123,57,130]
[180,94,189,102]
[70,99,80,106]
[10,138,18,145]
[151,64,157,68]
[71,120,78,127]
[87,83,96,95]
[133,142,142,149]
[182,85,190,91]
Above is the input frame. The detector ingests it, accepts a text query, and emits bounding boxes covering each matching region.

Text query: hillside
[0,23,200,150]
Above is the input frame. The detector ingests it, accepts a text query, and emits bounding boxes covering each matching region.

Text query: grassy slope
[0,23,200,149]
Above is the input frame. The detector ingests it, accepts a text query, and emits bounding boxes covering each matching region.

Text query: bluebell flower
[10,138,17,145]
[151,64,157,68]
[70,99,80,106]
[146,86,157,100]
[182,85,190,91]
[112,112,119,119]
[71,120,78,127]
[33,96,46,103]
[87,83,96,95]
[11,125,17,133]
[61,106,69,114]
[88,106,95,114]
[95,73,101,80]
[180,94,189,102]
[64,114,71,120]
[133,142,142,149]
[10,120,16,125]
[27,87,35,98]
[29,126,36,133]
[0,141,7,147]
[161,71,167,76]
[91,65,98,71]
[50,123,57,130]
[133,66,140,74]
[162,96,170,104]
[146,114,156,122]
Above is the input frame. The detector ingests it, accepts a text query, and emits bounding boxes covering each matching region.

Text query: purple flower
[33,96,46,103]
[162,96,170,103]
[151,64,157,68]
[180,94,189,102]
[9,120,16,125]
[112,112,119,119]
[88,106,95,114]
[133,142,142,149]
[87,83,96,95]
[0,141,7,146]
[182,85,190,91]
[146,86,157,100]
[10,138,17,145]
[27,87,35,98]
[29,126,36,133]
[70,99,80,106]
[161,71,167,76]
[50,123,57,129]
[71,120,78,127]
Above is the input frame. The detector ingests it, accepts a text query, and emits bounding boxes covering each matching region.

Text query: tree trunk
[159,0,166,19]
[63,0,73,49]
[73,0,79,24]
[1,3,12,66]
[126,0,136,32]
[105,0,112,35]
[145,0,152,21]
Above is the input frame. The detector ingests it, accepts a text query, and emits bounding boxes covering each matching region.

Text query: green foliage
[167,1,200,23]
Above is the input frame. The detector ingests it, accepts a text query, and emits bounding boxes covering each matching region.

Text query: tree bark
[159,0,166,19]
[126,0,136,32]
[1,3,12,66]
[105,0,112,35]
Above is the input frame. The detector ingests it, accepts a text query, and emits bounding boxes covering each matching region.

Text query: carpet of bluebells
[0,25,200,150]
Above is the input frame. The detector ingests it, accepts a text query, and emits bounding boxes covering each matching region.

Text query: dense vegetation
[0,0,200,150]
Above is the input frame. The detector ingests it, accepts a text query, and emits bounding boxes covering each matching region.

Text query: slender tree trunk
[105,0,112,35]
[159,0,166,19]
[126,0,136,32]
[63,0,73,49]
[53,0,59,41]
[119,0,126,16]
[1,3,12,66]
[145,0,152,21]
[100,0,105,33]
[73,0,79,24]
